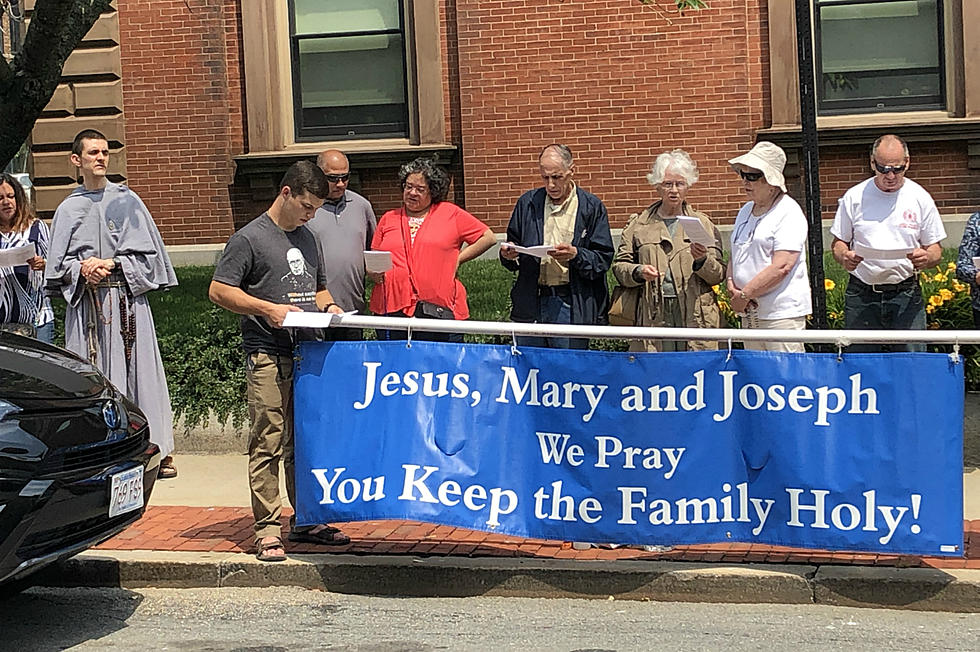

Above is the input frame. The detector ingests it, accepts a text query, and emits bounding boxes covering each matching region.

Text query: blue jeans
[844,276,926,353]
[35,321,54,344]
[517,294,589,350]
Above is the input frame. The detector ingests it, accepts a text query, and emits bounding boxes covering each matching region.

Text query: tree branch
[0,0,113,167]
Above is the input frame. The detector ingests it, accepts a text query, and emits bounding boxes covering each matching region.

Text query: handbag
[414,300,454,319]
[607,285,641,327]
[0,322,37,338]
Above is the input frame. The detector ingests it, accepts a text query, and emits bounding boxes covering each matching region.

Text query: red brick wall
[118,0,245,245]
[819,142,980,220]
[453,0,773,231]
[111,0,979,243]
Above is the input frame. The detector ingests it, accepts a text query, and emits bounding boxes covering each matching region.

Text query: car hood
[0,332,110,405]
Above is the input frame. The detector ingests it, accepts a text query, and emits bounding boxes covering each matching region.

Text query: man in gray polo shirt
[306,149,377,340]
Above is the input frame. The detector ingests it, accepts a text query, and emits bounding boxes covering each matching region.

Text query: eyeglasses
[325,173,350,183]
[659,181,688,189]
[403,183,429,194]
[736,169,765,182]
[872,160,907,175]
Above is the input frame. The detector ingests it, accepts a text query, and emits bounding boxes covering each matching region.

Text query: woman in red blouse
[369,157,495,342]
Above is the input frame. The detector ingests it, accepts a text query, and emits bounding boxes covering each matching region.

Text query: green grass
[148,266,237,336]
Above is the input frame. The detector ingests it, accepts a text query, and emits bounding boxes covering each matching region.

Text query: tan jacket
[611,201,725,350]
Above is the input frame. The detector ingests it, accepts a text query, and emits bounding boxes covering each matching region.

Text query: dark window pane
[817,0,944,113]
[289,1,408,140]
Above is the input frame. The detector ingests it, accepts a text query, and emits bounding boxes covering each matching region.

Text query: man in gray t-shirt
[210,160,349,562]
[306,149,377,340]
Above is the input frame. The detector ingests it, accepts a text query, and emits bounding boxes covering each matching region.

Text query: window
[288,0,409,140]
[815,0,945,114]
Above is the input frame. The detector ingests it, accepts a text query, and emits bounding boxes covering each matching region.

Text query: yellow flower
[948,262,956,270]
[929,295,943,307]
[939,288,953,301]
[934,272,948,282]
[824,279,836,291]
[926,305,935,314]
[953,280,967,293]
[712,285,720,293]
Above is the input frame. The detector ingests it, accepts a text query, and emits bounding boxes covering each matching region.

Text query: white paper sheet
[282,310,357,328]
[0,243,36,268]
[500,243,554,258]
[363,250,393,273]
[853,243,913,260]
[675,216,715,246]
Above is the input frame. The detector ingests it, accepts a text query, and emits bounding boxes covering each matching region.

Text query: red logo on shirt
[899,210,919,230]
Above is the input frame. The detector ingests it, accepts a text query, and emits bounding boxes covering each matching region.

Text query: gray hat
[728,141,787,193]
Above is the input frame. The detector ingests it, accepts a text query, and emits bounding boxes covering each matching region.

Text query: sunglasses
[736,169,765,182]
[871,160,907,175]
[325,173,350,183]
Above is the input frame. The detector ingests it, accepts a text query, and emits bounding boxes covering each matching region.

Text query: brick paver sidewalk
[96,506,980,569]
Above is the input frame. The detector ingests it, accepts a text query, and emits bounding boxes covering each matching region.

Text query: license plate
[109,466,144,518]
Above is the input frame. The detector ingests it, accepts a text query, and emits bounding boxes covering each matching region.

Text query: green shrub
[156,306,247,429]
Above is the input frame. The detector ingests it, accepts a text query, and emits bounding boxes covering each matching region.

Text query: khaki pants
[742,313,807,353]
[246,352,296,542]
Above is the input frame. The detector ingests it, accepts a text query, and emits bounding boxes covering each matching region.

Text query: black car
[0,331,160,587]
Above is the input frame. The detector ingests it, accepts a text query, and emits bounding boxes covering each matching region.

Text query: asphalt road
[2,586,979,651]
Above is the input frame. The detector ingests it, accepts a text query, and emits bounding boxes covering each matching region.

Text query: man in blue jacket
[500,143,613,348]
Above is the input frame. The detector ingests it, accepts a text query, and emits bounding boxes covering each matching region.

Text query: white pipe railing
[282,312,980,346]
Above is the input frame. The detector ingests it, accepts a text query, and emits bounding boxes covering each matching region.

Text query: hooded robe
[45,182,177,457]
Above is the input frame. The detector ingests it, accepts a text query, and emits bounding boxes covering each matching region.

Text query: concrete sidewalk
[42,454,980,612]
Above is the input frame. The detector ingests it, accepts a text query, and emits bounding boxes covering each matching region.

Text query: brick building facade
[27,1,980,246]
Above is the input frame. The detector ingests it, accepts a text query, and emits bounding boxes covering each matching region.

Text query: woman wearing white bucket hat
[725,141,812,352]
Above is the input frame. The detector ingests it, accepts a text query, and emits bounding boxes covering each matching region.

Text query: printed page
[0,243,35,268]
[363,250,393,273]
[676,216,715,246]
[853,243,913,260]
[501,243,553,257]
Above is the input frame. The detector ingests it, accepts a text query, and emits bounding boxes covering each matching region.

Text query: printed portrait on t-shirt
[280,247,316,306]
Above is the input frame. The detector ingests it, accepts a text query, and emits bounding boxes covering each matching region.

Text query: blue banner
[294,341,964,556]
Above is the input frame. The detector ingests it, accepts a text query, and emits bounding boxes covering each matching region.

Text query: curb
[39,551,980,612]
[813,566,980,613]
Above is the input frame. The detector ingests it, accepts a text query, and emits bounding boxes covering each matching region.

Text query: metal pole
[795,0,828,330]
[283,312,980,346]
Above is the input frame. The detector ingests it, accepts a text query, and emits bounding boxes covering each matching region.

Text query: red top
[369,201,489,320]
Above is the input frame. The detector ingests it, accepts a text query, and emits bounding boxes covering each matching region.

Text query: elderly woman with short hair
[612,149,725,352]
[369,157,495,342]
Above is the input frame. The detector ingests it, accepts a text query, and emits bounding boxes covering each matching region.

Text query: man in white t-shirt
[830,134,946,352]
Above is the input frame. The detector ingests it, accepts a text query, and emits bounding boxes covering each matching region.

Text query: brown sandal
[255,537,287,562]
[158,456,177,479]
[288,525,350,546]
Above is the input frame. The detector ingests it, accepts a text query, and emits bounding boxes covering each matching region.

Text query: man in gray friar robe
[45,129,177,476]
